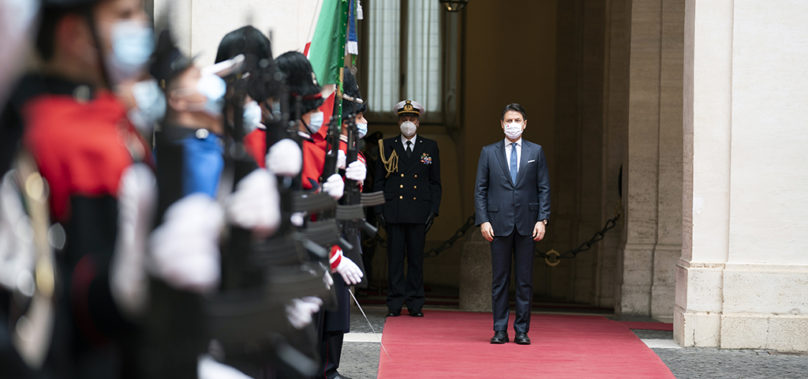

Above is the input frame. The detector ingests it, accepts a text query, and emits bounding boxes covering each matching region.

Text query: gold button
[414,174,418,178]
[400,184,404,188]
[412,197,417,200]
[399,195,403,199]
[401,173,405,177]
[413,185,417,189]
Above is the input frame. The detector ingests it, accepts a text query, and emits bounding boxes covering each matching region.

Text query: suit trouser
[386,223,426,312]
[491,227,535,333]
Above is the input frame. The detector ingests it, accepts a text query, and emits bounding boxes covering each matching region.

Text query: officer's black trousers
[386,223,426,313]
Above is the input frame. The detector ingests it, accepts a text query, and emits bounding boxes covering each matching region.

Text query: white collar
[401,134,418,145]
[505,137,522,146]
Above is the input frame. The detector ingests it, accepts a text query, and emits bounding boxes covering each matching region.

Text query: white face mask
[400,121,417,138]
[196,73,227,117]
[306,111,324,134]
[242,101,262,133]
[106,20,154,85]
[504,122,524,140]
[128,79,165,134]
[356,122,368,139]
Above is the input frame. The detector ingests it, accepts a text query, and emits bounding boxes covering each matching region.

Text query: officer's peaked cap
[395,99,424,117]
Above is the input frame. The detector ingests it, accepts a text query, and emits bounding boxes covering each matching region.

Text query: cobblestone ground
[340,343,382,379]
[339,307,808,379]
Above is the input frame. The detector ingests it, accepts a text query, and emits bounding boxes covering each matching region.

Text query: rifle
[334,111,374,287]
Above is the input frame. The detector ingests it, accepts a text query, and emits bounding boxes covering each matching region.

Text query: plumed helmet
[149,29,195,89]
[215,26,281,102]
[42,0,99,8]
[275,51,323,116]
[341,68,366,116]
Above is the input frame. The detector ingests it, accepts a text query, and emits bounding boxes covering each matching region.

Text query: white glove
[198,354,251,379]
[149,194,223,293]
[290,211,306,227]
[337,149,347,170]
[111,164,156,316]
[322,269,334,289]
[266,138,302,177]
[285,296,323,329]
[345,160,366,182]
[225,169,280,234]
[334,254,363,285]
[0,172,35,292]
[322,173,344,200]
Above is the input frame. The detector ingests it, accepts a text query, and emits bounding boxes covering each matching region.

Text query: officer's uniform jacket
[373,135,441,224]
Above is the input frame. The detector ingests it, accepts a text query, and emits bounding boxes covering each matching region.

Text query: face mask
[504,122,523,140]
[356,122,368,139]
[400,121,417,138]
[196,73,226,117]
[128,79,165,134]
[242,101,262,133]
[106,20,154,85]
[306,111,324,134]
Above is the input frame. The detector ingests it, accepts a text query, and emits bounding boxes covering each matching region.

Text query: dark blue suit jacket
[474,139,550,237]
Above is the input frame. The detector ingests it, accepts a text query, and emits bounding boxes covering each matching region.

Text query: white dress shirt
[401,134,418,152]
[505,137,522,176]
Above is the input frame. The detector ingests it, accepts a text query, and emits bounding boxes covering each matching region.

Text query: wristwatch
[540,219,548,226]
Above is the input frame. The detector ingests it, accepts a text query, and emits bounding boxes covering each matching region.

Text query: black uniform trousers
[491,227,535,333]
[386,222,426,313]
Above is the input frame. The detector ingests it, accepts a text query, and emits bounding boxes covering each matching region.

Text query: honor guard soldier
[373,99,441,318]
[1,0,156,377]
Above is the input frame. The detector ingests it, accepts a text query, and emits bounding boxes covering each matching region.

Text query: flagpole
[333,0,351,129]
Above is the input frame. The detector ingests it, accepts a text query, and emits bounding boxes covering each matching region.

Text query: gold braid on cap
[378,139,398,178]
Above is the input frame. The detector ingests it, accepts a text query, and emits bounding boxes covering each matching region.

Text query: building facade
[150,0,808,351]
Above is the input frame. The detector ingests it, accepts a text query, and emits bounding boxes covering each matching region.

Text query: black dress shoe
[490,331,509,344]
[514,332,531,345]
[408,310,424,317]
[386,310,400,317]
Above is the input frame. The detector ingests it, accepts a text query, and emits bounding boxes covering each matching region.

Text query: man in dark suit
[474,103,550,345]
[374,99,441,318]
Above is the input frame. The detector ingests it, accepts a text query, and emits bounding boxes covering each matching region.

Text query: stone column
[677,0,808,352]
[651,0,684,322]
[617,0,683,321]
[618,0,663,316]
[599,0,631,309]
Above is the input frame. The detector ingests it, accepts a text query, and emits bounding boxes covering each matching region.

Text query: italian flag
[304,0,358,133]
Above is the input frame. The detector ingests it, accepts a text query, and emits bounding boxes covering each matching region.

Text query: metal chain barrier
[368,214,476,258]
[537,210,622,267]
[424,215,476,258]
[369,208,620,265]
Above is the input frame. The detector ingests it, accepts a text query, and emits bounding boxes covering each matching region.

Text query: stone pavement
[337,306,808,379]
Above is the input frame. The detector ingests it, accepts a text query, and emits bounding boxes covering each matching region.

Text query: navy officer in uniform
[373,100,441,317]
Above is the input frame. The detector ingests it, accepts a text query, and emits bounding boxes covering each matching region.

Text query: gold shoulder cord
[378,139,398,178]
[11,151,56,369]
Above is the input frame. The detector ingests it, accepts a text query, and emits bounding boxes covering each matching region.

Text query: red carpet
[378,311,674,379]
